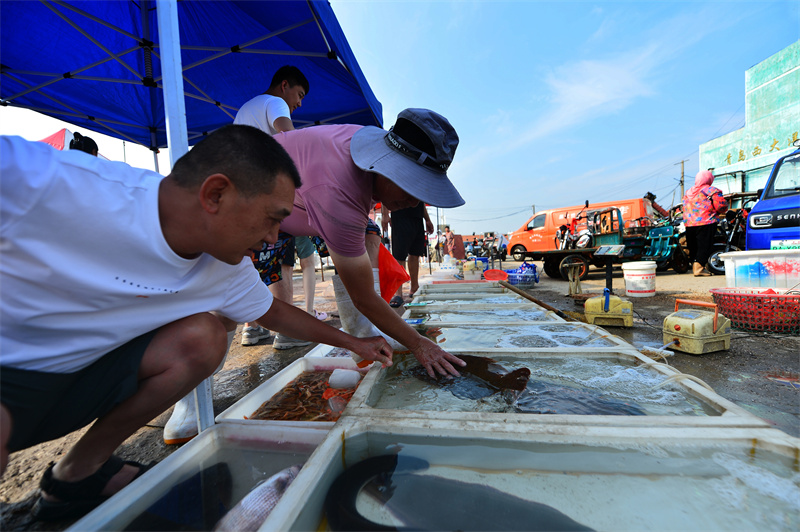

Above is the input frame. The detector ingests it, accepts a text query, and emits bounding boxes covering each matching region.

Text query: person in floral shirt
[682,170,728,276]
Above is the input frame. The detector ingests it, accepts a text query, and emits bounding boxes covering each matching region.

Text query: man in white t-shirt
[0,127,391,521]
[234,65,307,135]
[234,65,317,349]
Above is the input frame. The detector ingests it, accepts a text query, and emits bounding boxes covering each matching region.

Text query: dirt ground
[1,260,798,531]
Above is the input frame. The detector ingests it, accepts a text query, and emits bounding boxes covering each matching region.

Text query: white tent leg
[156,0,214,433]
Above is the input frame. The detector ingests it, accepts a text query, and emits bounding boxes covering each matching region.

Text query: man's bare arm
[255,299,392,366]
[272,116,295,133]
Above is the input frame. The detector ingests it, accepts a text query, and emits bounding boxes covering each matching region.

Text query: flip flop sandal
[389,296,404,308]
[33,456,154,521]
[313,309,328,320]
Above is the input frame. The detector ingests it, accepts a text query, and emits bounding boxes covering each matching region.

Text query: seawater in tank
[119,446,312,530]
[324,434,800,532]
[368,354,716,416]
[422,324,620,348]
[414,295,527,305]
[409,307,556,323]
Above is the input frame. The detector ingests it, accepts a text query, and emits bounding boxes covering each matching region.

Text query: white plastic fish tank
[413,291,528,303]
[418,322,633,350]
[216,357,360,430]
[263,418,800,532]
[417,280,507,294]
[343,351,770,428]
[402,306,564,325]
[69,423,327,531]
[410,294,531,309]
[301,321,631,358]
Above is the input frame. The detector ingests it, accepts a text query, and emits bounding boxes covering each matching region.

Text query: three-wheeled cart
[518,208,689,280]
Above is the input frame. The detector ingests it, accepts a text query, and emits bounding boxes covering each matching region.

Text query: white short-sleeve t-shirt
[233,94,291,135]
[0,136,272,373]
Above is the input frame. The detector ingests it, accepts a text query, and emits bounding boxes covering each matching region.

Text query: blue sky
[1,1,797,237]
[331,0,800,235]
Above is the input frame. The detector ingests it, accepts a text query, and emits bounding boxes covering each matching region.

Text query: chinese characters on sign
[723,131,798,166]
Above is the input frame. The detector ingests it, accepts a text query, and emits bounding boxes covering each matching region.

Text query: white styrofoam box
[462,270,482,280]
[263,418,800,532]
[344,350,769,429]
[70,423,327,532]
[720,249,800,288]
[216,357,359,429]
[430,264,459,280]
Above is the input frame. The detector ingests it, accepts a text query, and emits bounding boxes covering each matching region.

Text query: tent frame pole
[156,0,214,434]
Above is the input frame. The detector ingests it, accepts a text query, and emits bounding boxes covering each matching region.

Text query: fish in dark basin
[325,454,594,531]
[214,464,301,531]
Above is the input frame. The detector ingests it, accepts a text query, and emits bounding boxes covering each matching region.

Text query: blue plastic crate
[504,263,538,286]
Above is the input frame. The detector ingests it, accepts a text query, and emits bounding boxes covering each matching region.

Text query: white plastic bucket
[621,261,657,297]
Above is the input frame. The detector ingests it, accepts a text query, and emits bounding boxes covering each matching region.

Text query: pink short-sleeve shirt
[275,125,376,257]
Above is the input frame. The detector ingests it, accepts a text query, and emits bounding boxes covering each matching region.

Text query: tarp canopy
[1,0,382,432]
[38,128,73,150]
[0,0,383,151]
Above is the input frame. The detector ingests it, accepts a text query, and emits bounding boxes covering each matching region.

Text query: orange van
[508,197,656,260]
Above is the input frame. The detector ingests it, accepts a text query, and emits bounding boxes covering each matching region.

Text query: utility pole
[675,160,688,197]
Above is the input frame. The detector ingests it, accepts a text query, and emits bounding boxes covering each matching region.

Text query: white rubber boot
[332,275,405,362]
[372,268,382,297]
[163,330,234,444]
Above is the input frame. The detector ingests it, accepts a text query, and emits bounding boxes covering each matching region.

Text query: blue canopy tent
[0,0,382,152]
[0,0,382,433]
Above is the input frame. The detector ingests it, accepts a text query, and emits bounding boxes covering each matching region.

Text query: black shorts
[1,330,156,452]
[391,217,427,262]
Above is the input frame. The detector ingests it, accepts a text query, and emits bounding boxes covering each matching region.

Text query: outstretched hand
[349,336,394,368]
[412,337,465,378]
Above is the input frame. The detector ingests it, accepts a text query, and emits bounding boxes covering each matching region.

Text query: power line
[447,207,532,222]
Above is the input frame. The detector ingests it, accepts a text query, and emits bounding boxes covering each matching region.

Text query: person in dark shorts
[235,65,310,348]
[382,202,434,307]
[0,128,392,521]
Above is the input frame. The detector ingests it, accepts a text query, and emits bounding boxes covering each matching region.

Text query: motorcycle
[554,201,593,250]
[706,200,754,275]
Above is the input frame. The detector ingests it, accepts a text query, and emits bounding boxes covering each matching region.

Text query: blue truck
[746,139,800,250]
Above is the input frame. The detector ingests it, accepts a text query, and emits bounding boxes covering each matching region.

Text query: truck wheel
[543,259,561,279]
[559,254,590,281]
[510,245,527,262]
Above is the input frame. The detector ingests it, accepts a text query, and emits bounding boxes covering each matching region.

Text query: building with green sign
[699,40,799,201]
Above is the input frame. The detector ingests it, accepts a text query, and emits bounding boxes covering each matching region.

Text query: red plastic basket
[709,288,800,334]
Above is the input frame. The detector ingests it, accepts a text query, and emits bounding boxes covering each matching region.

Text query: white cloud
[459,5,739,168]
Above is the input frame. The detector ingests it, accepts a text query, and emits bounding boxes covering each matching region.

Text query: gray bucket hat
[350,108,464,208]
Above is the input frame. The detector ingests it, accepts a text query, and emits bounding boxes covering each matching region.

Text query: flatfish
[408,354,531,400]
[325,454,594,531]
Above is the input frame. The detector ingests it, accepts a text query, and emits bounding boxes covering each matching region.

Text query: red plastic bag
[378,244,410,302]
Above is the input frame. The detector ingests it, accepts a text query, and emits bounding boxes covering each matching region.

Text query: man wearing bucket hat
[272,108,468,377]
